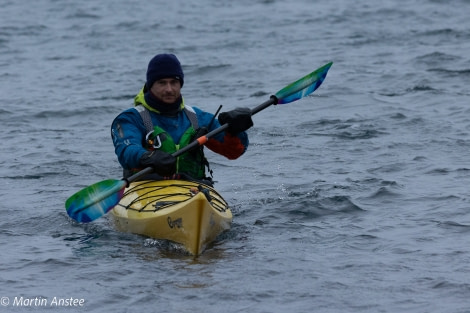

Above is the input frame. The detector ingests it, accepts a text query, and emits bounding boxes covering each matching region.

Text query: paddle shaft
[109,62,334,185]
[125,96,278,184]
[180,96,278,153]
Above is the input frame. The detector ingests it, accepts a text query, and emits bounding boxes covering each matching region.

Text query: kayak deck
[109,180,232,255]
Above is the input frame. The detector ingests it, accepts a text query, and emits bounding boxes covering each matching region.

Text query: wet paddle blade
[275,61,333,104]
[65,179,127,223]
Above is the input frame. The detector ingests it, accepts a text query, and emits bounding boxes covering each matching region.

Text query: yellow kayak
[109,180,232,255]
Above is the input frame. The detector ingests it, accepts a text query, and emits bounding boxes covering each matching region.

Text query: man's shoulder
[187,105,212,117]
[120,106,143,115]
[112,106,142,124]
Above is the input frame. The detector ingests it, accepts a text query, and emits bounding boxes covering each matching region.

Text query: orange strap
[197,136,208,145]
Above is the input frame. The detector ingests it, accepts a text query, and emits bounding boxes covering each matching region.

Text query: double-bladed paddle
[65,61,333,223]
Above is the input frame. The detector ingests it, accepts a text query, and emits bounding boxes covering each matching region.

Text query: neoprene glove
[139,150,176,177]
[218,107,254,135]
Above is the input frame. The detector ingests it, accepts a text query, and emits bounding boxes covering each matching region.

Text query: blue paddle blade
[65,179,127,223]
[275,61,333,104]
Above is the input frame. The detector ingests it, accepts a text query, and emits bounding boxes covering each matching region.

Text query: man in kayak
[111,53,253,184]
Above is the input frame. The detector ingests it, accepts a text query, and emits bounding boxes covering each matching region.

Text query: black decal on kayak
[167,217,183,229]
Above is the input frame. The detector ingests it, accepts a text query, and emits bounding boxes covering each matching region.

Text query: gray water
[1,0,470,312]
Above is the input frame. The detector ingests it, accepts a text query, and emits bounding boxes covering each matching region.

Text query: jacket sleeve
[193,107,249,160]
[110,109,148,169]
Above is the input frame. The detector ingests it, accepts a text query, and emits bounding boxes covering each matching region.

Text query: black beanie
[146,54,184,88]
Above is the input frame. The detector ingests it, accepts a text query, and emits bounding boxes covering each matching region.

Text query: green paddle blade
[65,179,127,223]
[275,61,332,104]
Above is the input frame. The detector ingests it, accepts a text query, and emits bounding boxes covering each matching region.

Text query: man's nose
[164,82,173,90]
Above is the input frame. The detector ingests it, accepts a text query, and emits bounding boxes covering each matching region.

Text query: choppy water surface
[1,0,470,312]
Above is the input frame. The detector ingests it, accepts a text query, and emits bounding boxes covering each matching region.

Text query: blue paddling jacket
[111,88,249,179]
